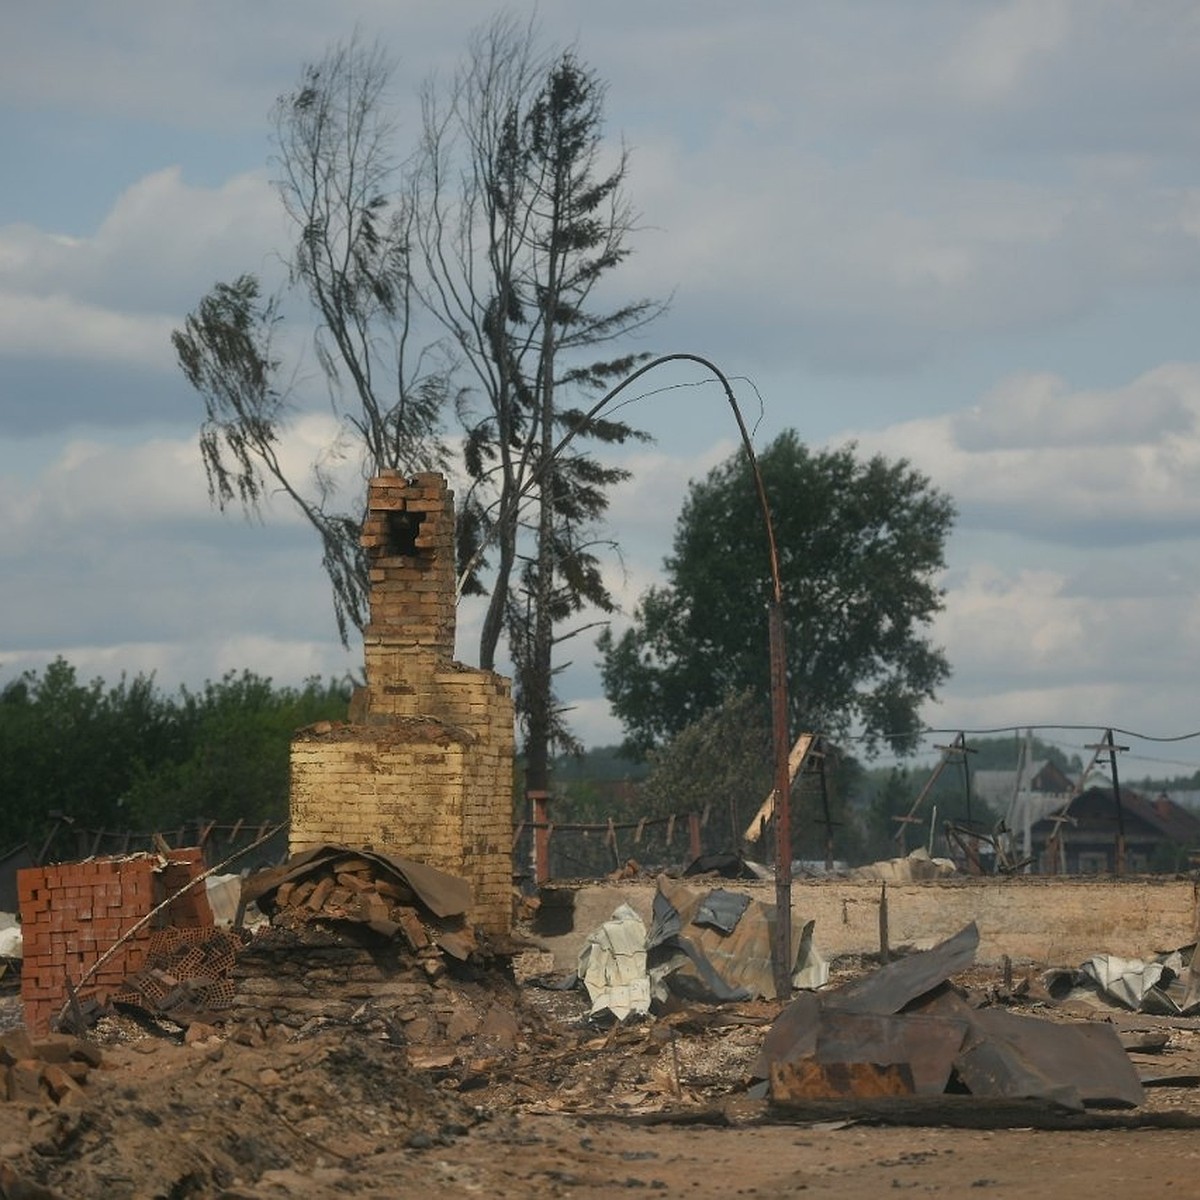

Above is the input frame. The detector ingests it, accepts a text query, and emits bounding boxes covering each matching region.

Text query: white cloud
[952,368,1196,451]
[0,167,284,381]
[600,440,736,608]
[11,3,1200,395]
[0,635,359,695]
[0,166,281,305]
[89,168,284,306]
[10,0,1200,760]
[0,291,177,369]
[557,695,625,749]
[845,364,1200,544]
[922,549,1200,747]
[0,3,317,131]
[946,0,1072,104]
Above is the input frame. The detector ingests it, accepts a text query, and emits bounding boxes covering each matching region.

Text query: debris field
[6,851,1200,1197]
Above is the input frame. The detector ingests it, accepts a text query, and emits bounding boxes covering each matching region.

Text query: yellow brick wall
[289,472,515,935]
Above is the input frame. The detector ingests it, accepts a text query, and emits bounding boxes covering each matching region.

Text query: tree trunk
[525,199,561,795]
[478,524,516,672]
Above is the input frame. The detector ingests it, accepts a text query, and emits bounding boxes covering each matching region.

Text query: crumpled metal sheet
[754,991,822,1079]
[813,1010,970,1096]
[828,923,980,1015]
[241,843,472,918]
[758,920,1145,1113]
[577,903,651,1020]
[953,1039,1085,1112]
[753,925,979,1082]
[649,875,827,1003]
[957,1008,1145,1110]
[1057,949,1200,1017]
[576,876,830,1016]
[1183,946,1200,1013]
[1080,955,1168,1010]
[694,889,751,934]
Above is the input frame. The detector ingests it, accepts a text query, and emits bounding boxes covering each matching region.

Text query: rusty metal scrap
[754,991,821,1077]
[759,920,1147,1118]
[829,922,980,1015]
[959,1008,1144,1110]
[648,875,825,1004]
[770,1057,915,1100]
[756,925,980,1078]
[812,1010,971,1097]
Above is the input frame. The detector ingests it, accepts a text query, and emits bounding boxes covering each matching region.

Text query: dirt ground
[5,954,1200,1199]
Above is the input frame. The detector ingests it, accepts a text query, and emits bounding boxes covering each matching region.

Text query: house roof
[1033,786,1200,846]
[1122,790,1200,845]
[973,760,1074,810]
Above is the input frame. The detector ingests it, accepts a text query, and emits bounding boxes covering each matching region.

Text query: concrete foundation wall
[535,876,1200,971]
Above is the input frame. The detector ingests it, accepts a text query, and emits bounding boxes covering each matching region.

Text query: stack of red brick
[17,848,214,1034]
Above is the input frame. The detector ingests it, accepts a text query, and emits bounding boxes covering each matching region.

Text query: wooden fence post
[530,792,552,885]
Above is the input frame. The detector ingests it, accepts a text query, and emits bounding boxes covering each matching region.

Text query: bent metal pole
[458,353,796,999]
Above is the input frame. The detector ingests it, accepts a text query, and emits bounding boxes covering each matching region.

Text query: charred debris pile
[89,845,545,1069]
[18,847,1199,1132]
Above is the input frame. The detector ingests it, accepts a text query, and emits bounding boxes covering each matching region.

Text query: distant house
[1030,787,1200,874]
[973,760,1074,864]
[974,759,1074,815]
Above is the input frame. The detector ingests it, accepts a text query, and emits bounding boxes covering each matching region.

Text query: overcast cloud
[4,1,1200,775]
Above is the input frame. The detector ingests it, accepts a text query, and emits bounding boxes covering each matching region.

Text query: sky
[5,1,1200,780]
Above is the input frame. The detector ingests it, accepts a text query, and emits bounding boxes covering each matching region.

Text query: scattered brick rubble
[247,844,477,964]
[223,845,525,1054]
[90,844,537,1070]
[1,1028,103,1106]
[109,926,246,1025]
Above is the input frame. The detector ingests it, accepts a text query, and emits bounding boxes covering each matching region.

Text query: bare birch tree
[173,37,449,644]
[414,18,665,788]
[173,22,663,790]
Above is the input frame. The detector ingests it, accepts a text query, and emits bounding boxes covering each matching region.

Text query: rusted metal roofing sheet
[813,1010,971,1096]
[828,922,979,1015]
[959,1008,1145,1109]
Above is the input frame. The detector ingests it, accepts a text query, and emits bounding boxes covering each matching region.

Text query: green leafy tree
[0,659,185,845]
[864,766,919,860]
[858,758,1003,861]
[937,733,1082,775]
[599,431,955,757]
[792,747,867,866]
[0,660,350,848]
[637,689,771,857]
[628,689,866,865]
[122,673,351,827]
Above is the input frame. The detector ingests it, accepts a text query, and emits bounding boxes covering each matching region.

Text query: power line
[883,723,1200,745]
